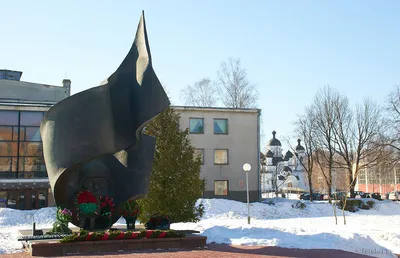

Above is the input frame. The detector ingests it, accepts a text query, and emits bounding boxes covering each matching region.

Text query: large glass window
[19,142,43,156]
[20,112,44,126]
[0,111,18,126]
[0,142,18,156]
[0,157,11,171]
[19,157,46,172]
[214,119,228,134]
[189,118,204,134]
[0,126,13,141]
[25,127,41,141]
[214,180,228,196]
[0,110,47,179]
[214,149,228,165]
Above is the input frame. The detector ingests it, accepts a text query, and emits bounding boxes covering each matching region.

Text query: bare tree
[217,58,258,108]
[180,78,218,106]
[311,86,340,202]
[294,108,316,201]
[332,98,385,197]
[387,85,400,153]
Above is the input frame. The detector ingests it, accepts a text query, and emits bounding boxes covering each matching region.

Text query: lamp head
[243,163,251,172]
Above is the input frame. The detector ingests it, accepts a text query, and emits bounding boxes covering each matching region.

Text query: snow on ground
[0,207,56,254]
[172,198,400,258]
[0,199,399,258]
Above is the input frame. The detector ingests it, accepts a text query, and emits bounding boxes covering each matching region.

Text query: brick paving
[0,244,390,258]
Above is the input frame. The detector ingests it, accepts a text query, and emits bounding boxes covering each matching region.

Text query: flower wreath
[99,196,116,218]
[74,190,99,220]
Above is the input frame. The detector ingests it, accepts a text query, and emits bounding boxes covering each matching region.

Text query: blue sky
[1,1,399,150]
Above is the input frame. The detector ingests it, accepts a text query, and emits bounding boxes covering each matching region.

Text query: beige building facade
[174,106,261,202]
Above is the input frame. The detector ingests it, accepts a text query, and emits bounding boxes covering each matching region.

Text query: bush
[337,199,375,212]
[292,201,306,209]
[366,200,375,209]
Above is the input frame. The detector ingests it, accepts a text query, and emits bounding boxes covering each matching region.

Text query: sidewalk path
[1,244,395,258]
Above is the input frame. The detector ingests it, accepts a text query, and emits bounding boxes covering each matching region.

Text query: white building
[175,106,261,202]
[261,131,309,197]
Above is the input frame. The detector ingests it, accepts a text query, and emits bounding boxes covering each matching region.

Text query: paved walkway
[0,244,389,258]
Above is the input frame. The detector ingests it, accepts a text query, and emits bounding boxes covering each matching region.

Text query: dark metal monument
[40,11,170,229]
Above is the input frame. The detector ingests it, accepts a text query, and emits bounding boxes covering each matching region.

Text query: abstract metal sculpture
[40,11,170,229]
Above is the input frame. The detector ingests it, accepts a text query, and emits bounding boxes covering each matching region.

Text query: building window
[214,180,228,196]
[0,110,47,179]
[189,118,204,134]
[20,112,44,126]
[194,149,204,165]
[214,119,228,134]
[214,149,228,165]
[0,111,18,126]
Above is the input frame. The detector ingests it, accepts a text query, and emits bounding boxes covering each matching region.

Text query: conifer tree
[137,107,205,223]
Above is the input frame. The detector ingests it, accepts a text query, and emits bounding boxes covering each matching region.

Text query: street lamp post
[243,163,251,225]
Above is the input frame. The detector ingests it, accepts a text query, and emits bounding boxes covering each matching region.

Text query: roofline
[172,105,261,113]
[0,178,49,184]
[0,69,23,74]
[0,100,56,106]
[0,100,55,111]
[0,78,64,89]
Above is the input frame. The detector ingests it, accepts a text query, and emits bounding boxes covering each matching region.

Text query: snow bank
[0,207,57,254]
[171,198,400,258]
[0,198,399,257]
[0,207,56,228]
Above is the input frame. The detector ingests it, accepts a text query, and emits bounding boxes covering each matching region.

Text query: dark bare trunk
[308,174,314,202]
[349,170,355,198]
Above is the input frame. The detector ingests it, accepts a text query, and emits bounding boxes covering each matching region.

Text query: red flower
[77,191,97,204]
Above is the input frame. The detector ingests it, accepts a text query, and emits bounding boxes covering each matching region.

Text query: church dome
[296,139,305,151]
[266,150,274,158]
[284,150,293,160]
[268,131,281,147]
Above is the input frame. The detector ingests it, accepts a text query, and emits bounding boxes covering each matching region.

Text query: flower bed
[60,229,185,243]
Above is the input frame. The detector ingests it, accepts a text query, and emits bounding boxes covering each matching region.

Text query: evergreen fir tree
[137,107,205,223]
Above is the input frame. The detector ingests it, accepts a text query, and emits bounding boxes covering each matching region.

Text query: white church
[261,131,309,197]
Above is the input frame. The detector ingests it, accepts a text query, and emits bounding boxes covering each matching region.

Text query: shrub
[337,199,375,212]
[292,201,306,209]
[366,200,375,209]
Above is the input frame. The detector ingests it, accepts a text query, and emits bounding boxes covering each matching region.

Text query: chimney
[62,79,71,97]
